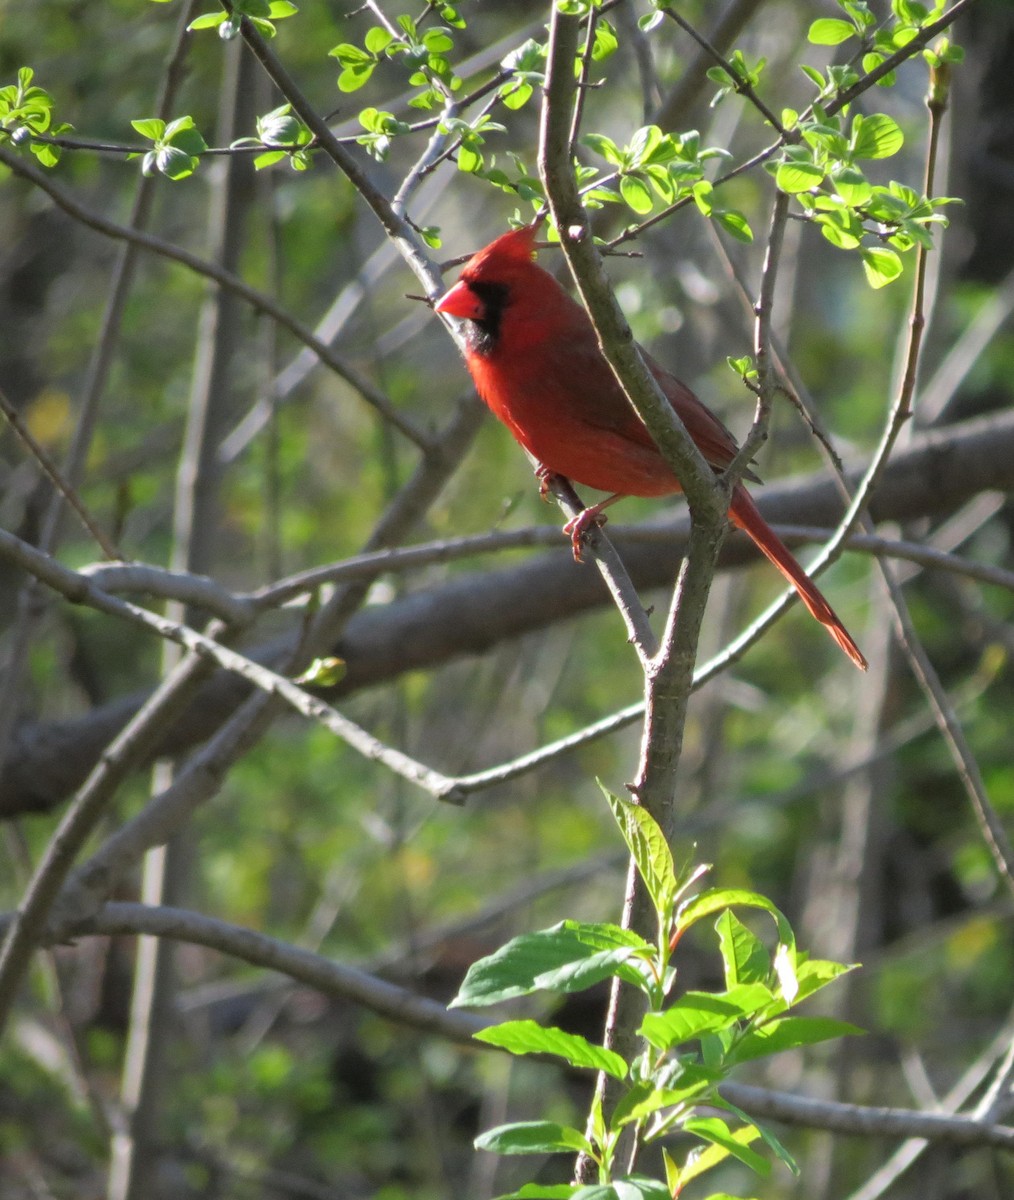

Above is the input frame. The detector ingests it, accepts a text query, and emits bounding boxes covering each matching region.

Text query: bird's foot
[562,506,608,562]
[535,464,557,502]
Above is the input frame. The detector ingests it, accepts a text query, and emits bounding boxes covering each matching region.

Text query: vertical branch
[108,38,259,1200]
[538,5,736,1182]
[0,0,201,783]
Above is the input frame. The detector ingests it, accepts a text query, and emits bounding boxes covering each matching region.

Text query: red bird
[434,224,866,670]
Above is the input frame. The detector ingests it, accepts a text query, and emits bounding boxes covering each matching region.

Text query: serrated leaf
[730,1015,862,1064]
[808,17,856,44]
[793,957,857,1004]
[452,923,641,1007]
[640,990,755,1050]
[602,786,677,918]
[475,1020,627,1080]
[475,1120,591,1156]
[716,910,769,987]
[612,1075,715,1127]
[852,112,904,160]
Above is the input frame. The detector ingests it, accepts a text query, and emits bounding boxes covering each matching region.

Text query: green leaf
[730,1016,863,1064]
[793,957,857,1004]
[338,64,375,92]
[268,1,298,16]
[775,159,824,194]
[168,125,207,156]
[808,18,856,44]
[861,245,903,287]
[602,786,677,918]
[677,890,795,961]
[832,165,872,205]
[714,209,754,243]
[851,112,904,160]
[582,132,622,165]
[500,80,533,110]
[155,143,198,179]
[592,20,618,61]
[611,1072,718,1127]
[424,27,455,53]
[677,1122,764,1189]
[475,1120,591,1157]
[188,11,227,30]
[640,991,751,1050]
[684,1117,770,1176]
[131,117,165,141]
[451,922,643,1007]
[709,1096,799,1175]
[364,25,393,53]
[492,1187,578,1200]
[475,1020,627,1080]
[692,179,713,215]
[716,910,769,987]
[620,174,654,215]
[816,208,864,250]
[604,1180,672,1200]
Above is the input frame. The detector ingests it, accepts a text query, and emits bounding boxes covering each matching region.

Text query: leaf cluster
[452,789,858,1199]
[0,66,71,166]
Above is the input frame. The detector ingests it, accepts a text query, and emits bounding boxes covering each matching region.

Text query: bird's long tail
[729,484,867,671]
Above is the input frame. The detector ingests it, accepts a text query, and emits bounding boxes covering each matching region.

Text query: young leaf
[716,910,769,987]
[714,209,754,243]
[677,890,796,967]
[862,245,903,287]
[775,159,824,194]
[729,1015,863,1064]
[131,117,165,140]
[808,17,856,44]
[851,112,904,160]
[676,1122,764,1189]
[475,1019,628,1080]
[475,1120,591,1156]
[710,1096,800,1175]
[620,173,654,215]
[683,1116,770,1176]
[640,990,752,1050]
[601,785,677,920]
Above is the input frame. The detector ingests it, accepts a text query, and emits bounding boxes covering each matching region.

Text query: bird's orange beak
[434,279,483,321]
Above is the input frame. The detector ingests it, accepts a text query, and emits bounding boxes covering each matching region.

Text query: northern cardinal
[434,225,866,670]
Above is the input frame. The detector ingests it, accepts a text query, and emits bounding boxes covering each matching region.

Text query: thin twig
[0,146,429,449]
[0,387,122,560]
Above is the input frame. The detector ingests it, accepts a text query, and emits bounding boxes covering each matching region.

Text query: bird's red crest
[464,223,538,277]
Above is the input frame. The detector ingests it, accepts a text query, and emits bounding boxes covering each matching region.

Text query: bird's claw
[535,464,555,502]
[563,507,607,562]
